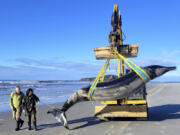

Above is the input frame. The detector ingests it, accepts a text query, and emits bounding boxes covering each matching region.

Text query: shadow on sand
[38,116,102,130]
[37,122,61,130]
[38,104,180,130]
[148,104,180,121]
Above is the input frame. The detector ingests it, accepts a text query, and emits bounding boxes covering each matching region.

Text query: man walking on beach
[10,86,25,131]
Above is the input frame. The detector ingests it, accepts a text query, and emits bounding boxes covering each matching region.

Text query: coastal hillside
[80,75,118,81]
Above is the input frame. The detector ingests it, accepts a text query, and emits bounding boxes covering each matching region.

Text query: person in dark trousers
[24,88,40,131]
[10,86,25,131]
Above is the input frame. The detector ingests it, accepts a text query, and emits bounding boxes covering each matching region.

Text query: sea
[0,80,91,113]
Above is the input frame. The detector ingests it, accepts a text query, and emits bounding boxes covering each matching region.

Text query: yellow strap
[114,59,117,73]
[114,49,151,82]
[100,60,110,82]
[118,58,121,77]
[88,49,113,100]
[124,62,132,72]
[108,65,110,71]
[127,59,151,81]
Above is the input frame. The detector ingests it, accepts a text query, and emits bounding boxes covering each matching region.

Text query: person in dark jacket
[25,88,40,131]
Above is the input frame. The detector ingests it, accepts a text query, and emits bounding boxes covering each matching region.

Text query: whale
[85,65,176,101]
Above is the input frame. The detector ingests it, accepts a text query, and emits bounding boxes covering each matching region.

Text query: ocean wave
[0,80,89,112]
[40,96,53,101]
[0,80,90,85]
[0,101,9,109]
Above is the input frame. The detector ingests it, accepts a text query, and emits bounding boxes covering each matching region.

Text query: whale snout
[167,66,176,71]
[156,66,177,78]
[145,65,177,79]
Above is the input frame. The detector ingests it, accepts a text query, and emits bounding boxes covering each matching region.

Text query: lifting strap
[88,50,113,101]
[114,49,151,82]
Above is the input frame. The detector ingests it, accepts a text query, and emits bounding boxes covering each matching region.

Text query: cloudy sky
[0,0,180,81]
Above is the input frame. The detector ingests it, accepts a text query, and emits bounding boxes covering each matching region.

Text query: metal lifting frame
[88,48,151,101]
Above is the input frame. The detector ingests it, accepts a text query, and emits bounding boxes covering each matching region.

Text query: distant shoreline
[0,79,179,83]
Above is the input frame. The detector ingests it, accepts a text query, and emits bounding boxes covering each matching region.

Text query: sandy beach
[0,101,97,135]
[1,83,180,135]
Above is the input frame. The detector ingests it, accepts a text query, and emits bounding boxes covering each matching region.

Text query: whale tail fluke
[47,108,69,130]
[60,112,69,129]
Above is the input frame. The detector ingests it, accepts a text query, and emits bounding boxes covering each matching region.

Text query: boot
[15,120,20,131]
[19,119,24,128]
[28,122,31,130]
[33,121,37,131]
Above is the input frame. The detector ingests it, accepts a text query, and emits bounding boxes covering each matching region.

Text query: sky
[0,0,180,81]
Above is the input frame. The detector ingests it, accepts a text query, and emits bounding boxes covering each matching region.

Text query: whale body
[82,65,176,101]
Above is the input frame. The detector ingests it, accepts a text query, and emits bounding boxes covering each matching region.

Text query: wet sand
[0,83,180,135]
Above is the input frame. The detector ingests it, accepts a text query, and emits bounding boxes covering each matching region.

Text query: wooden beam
[94,44,138,60]
[95,104,148,118]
